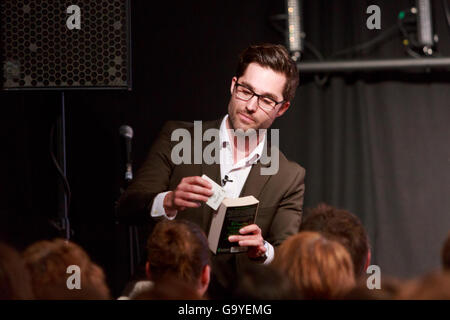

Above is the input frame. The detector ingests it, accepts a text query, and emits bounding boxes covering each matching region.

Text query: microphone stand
[116,132,140,278]
[53,91,71,240]
[123,178,140,278]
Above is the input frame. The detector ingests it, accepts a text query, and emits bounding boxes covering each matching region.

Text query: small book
[208,195,259,254]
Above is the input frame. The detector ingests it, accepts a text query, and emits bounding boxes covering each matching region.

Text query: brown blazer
[117,118,305,294]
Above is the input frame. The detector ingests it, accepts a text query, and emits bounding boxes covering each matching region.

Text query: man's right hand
[163,176,213,217]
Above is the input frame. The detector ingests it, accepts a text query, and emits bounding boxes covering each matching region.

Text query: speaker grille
[1,0,131,89]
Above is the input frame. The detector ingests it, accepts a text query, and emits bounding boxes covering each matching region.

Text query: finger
[239,224,261,235]
[237,239,266,249]
[228,235,259,242]
[183,176,213,190]
[174,198,202,208]
[180,184,213,197]
[177,191,210,202]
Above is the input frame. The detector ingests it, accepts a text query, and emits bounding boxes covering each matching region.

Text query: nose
[245,95,258,112]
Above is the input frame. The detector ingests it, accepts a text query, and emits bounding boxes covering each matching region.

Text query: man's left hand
[228,224,266,259]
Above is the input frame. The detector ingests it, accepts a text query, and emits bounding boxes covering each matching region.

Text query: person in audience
[122,219,211,299]
[133,277,203,300]
[23,238,110,299]
[442,231,450,271]
[232,264,301,300]
[300,203,371,278]
[272,231,355,299]
[342,276,403,300]
[395,270,450,300]
[0,242,34,299]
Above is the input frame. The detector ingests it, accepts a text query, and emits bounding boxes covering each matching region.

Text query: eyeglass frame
[233,82,286,110]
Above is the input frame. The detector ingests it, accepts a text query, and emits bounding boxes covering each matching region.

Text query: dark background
[1,0,450,297]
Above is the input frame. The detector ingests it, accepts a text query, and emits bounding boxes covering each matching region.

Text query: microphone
[119,125,133,182]
[222,175,233,186]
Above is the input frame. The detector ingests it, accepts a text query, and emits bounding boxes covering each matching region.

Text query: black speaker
[0,0,131,90]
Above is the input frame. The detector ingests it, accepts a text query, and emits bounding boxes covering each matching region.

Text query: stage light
[416,0,435,55]
[286,0,304,61]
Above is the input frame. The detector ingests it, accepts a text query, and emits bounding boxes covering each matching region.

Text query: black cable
[304,41,329,86]
[268,14,287,36]
[397,11,420,48]
[405,46,422,58]
[269,8,427,78]
[50,123,72,218]
[330,24,401,58]
[397,10,440,59]
[269,15,329,86]
[305,41,324,60]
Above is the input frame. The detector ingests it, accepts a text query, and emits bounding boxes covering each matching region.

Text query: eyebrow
[240,81,281,102]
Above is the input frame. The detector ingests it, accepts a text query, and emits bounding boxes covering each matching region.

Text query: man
[117,43,305,296]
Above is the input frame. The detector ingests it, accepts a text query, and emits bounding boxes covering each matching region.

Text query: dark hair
[147,219,210,286]
[236,43,299,102]
[442,231,450,270]
[395,271,450,300]
[300,203,370,278]
[343,276,402,300]
[232,264,301,300]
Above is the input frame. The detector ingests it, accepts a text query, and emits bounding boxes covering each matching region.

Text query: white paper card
[201,174,226,211]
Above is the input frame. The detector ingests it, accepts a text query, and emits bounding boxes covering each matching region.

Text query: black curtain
[278,0,450,278]
[1,0,450,295]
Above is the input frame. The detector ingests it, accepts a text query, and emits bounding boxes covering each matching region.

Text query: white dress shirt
[150,115,274,264]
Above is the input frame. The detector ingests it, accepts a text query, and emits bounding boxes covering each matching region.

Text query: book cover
[208,195,259,254]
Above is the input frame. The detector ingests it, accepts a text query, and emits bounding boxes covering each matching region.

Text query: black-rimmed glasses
[233,82,285,111]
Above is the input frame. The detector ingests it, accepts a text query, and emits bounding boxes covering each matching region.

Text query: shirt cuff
[262,241,275,265]
[150,191,177,220]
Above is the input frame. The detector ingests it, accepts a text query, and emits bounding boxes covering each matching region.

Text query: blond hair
[273,231,355,299]
[23,238,110,299]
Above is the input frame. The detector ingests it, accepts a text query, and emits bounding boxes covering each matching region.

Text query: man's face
[227,62,290,132]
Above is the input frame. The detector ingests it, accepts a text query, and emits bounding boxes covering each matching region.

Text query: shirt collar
[219,114,266,166]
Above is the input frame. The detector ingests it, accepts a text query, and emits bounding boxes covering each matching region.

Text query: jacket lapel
[239,161,271,199]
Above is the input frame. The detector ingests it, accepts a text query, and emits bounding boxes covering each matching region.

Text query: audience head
[146,219,211,297]
[133,277,203,300]
[272,231,355,299]
[0,242,34,299]
[23,238,110,299]
[300,203,371,278]
[232,264,301,300]
[343,276,402,300]
[395,270,450,300]
[442,231,450,271]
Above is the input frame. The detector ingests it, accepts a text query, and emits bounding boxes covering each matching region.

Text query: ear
[230,77,237,95]
[145,261,152,280]
[275,101,290,118]
[198,264,211,297]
